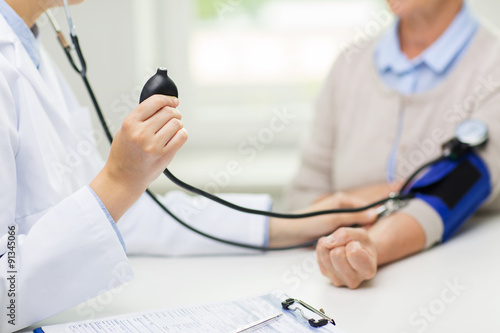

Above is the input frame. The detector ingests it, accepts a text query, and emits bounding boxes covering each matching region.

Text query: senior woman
[285,0,500,289]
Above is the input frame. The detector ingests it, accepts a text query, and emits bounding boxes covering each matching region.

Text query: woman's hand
[316,212,426,289]
[316,227,377,289]
[106,95,187,190]
[268,193,377,247]
[91,95,188,221]
[343,181,403,203]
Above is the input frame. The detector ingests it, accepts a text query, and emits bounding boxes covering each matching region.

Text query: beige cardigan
[284,25,500,248]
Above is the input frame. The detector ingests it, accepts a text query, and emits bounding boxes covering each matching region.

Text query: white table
[25,214,500,333]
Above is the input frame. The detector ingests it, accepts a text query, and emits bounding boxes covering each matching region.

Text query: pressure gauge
[442,119,488,159]
[455,119,489,147]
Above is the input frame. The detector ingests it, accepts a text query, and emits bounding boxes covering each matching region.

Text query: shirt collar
[376,23,409,74]
[375,2,478,75]
[0,0,40,68]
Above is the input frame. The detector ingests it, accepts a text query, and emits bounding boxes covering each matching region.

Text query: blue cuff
[88,186,127,252]
[407,153,491,242]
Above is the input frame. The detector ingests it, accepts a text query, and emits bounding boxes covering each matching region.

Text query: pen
[231,313,283,333]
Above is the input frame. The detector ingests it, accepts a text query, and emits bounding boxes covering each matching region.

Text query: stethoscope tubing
[46,8,423,251]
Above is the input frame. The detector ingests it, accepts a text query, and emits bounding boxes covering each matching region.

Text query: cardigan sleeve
[400,61,500,248]
[400,86,500,248]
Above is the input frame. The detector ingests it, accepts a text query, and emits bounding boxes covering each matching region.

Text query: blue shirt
[375,3,478,95]
[0,0,40,68]
[376,3,479,182]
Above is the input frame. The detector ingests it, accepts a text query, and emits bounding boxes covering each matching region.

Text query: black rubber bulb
[139,68,179,103]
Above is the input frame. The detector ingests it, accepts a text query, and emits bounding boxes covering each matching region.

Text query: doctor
[0,0,376,331]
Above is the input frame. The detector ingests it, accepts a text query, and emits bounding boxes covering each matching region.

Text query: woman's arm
[90,95,187,221]
[269,193,377,248]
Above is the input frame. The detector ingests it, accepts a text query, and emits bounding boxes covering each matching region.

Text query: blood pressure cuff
[406,152,491,242]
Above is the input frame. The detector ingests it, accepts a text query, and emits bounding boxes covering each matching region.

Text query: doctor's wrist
[268,217,307,247]
[268,216,332,247]
[90,165,147,222]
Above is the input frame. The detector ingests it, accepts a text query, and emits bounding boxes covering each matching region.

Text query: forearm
[368,212,426,265]
[268,217,305,247]
[268,216,332,248]
[269,193,377,247]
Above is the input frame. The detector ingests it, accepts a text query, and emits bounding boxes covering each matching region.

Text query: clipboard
[34,290,346,333]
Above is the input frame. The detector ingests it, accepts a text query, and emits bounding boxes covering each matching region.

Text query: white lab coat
[0,15,269,332]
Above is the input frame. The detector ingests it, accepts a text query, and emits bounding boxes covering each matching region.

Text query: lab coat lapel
[0,16,95,195]
[0,15,72,128]
[11,37,85,159]
[15,44,69,120]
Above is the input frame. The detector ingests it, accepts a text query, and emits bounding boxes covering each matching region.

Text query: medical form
[34,292,345,332]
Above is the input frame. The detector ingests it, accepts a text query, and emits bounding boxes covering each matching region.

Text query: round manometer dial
[455,119,488,147]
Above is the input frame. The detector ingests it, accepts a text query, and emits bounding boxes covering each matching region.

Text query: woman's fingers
[316,238,343,286]
[321,227,368,249]
[156,117,184,147]
[345,241,377,280]
[329,246,360,289]
[161,128,188,162]
[317,229,378,289]
[134,95,179,121]
[335,210,377,227]
[106,96,186,192]
[334,192,370,208]
[145,107,182,134]
[327,193,378,226]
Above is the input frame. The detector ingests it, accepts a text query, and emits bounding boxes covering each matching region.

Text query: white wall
[469,0,500,30]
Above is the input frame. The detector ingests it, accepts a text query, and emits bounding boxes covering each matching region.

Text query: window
[132,0,392,196]
[188,0,389,149]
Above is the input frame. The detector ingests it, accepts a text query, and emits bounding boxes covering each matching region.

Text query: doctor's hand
[268,193,377,248]
[314,181,403,204]
[316,227,377,289]
[91,95,188,221]
[108,95,187,187]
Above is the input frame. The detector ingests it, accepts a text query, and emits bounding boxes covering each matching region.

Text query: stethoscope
[45,3,486,251]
